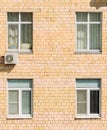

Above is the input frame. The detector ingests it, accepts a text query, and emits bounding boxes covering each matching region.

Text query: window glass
[21,13,32,22]
[9,103,19,115]
[76,79,101,117]
[90,24,101,50]
[77,24,87,50]
[77,12,87,22]
[9,90,18,102]
[90,13,101,22]
[21,24,32,50]
[8,12,32,51]
[76,79,101,88]
[77,90,87,114]
[90,90,99,114]
[8,25,18,49]
[76,12,101,52]
[8,90,19,115]
[8,79,32,88]
[8,79,32,117]
[22,91,31,114]
[8,13,19,22]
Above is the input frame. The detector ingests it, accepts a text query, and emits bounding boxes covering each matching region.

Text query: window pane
[77,90,87,102]
[90,13,101,22]
[90,24,101,50]
[77,12,87,22]
[8,79,32,88]
[9,103,18,114]
[8,24,18,49]
[22,91,31,114]
[77,90,87,114]
[90,90,99,114]
[9,90,18,102]
[8,13,19,22]
[21,24,32,50]
[21,13,32,22]
[77,24,87,50]
[77,103,87,114]
[76,79,101,88]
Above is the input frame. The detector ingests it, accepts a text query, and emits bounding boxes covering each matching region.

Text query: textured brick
[0,0,106,130]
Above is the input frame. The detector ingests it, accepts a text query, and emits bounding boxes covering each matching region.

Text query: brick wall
[0,0,107,129]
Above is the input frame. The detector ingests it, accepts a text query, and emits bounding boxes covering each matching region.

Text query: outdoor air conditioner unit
[5,53,18,64]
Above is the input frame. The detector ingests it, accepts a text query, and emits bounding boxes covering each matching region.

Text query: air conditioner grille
[5,53,18,64]
[6,55,13,63]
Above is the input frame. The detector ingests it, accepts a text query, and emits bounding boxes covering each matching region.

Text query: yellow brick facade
[0,0,107,129]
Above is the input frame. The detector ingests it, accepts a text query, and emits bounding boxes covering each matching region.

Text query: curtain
[77,24,87,50]
[8,25,18,49]
[21,24,32,50]
[77,90,87,114]
[77,12,101,51]
[9,90,18,114]
[90,24,101,50]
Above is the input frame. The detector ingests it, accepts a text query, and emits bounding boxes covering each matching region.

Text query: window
[8,13,33,52]
[76,12,102,52]
[76,79,101,118]
[8,79,32,118]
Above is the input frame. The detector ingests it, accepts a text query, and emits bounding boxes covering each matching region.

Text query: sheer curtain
[77,24,87,50]
[8,13,32,50]
[8,13,18,49]
[21,24,32,50]
[8,25,18,49]
[21,13,32,50]
[90,13,101,50]
[77,90,87,114]
[9,90,18,115]
[77,12,87,50]
[77,12,101,51]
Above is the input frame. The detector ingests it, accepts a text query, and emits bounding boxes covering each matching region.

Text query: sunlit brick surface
[0,0,107,129]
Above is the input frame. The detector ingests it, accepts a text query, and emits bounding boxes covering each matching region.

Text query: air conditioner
[5,53,18,64]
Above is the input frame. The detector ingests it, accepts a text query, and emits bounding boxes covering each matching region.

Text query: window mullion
[87,89,90,116]
[19,13,21,51]
[19,89,22,116]
[87,13,90,51]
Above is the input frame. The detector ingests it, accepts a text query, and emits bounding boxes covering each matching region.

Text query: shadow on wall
[90,0,107,8]
[0,56,15,73]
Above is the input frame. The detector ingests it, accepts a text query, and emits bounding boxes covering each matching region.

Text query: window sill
[7,50,33,54]
[75,51,102,54]
[75,115,101,119]
[7,115,33,119]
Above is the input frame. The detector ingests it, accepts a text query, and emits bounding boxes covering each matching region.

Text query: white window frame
[76,87,100,118]
[7,12,32,53]
[76,12,102,52]
[7,82,32,118]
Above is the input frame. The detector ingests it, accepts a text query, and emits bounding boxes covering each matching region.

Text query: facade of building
[0,0,107,129]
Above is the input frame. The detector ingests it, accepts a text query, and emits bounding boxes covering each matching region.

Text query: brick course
[0,0,107,129]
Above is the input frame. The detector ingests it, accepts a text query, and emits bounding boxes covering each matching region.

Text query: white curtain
[77,90,87,114]
[21,24,32,50]
[8,25,18,49]
[9,90,18,114]
[77,12,101,51]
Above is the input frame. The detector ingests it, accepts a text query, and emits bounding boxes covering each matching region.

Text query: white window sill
[75,115,101,119]
[7,115,32,119]
[7,50,33,54]
[75,51,102,54]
